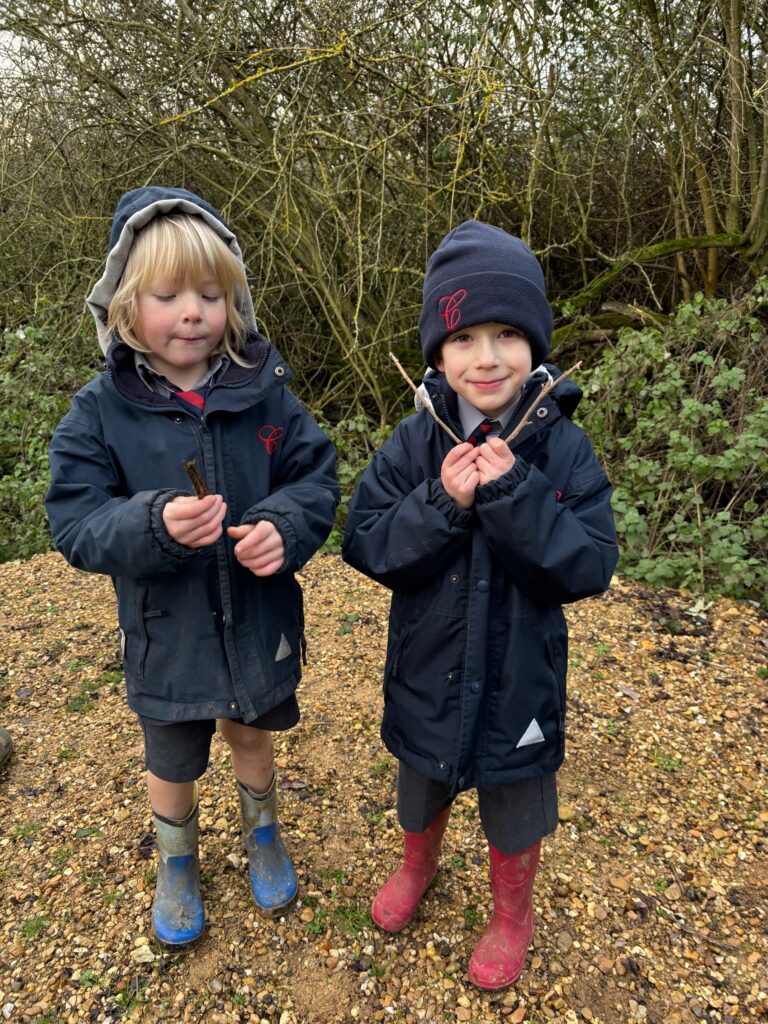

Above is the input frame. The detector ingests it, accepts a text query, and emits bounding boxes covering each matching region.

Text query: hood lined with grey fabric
[86,186,257,354]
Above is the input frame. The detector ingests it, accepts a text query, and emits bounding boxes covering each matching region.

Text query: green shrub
[580,282,768,604]
[320,415,393,549]
[0,322,95,562]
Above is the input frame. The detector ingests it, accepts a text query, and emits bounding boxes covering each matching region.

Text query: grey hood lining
[86,197,257,354]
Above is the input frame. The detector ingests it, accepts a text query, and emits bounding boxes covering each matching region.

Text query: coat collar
[106,332,289,412]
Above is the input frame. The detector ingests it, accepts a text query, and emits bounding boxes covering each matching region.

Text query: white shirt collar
[457,393,517,440]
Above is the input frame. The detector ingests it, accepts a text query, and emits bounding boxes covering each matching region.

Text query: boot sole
[153,930,203,952]
[371,910,410,933]
[468,974,523,990]
[252,887,298,917]
[255,898,297,917]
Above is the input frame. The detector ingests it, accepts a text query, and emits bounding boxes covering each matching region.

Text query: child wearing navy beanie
[343,220,617,989]
[419,220,553,370]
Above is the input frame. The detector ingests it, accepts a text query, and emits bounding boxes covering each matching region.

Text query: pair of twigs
[388,352,582,445]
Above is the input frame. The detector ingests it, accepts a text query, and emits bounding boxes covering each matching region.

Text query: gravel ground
[0,552,766,1024]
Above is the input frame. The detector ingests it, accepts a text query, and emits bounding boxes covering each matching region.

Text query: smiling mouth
[471,378,508,389]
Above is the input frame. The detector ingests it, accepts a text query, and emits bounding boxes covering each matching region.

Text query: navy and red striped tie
[174,390,206,413]
[466,418,502,446]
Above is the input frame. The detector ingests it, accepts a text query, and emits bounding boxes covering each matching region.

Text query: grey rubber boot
[0,727,12,771]
[238,772,297,912]
[151,789,205,947]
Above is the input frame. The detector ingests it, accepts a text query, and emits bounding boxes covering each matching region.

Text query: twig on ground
[669,918,741,952]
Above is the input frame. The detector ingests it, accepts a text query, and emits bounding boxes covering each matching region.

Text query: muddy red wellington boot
[468,840,541,990]
[371,807,451,933]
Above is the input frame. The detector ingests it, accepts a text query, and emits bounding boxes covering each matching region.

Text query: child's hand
[227,521,285,576]
[163,494,227,547]
[475,436,518,487]
[441,443,480,509]
[476,437,516,486]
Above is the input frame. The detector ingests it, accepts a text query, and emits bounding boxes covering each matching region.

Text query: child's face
[435,322,532,418]
[135,277,228,386]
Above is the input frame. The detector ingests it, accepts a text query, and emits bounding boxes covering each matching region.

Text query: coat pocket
[134,586,167,678]
[544,630,568,753]
[383,627,410,701]
[115,582,151,680]
[134,586,148,676]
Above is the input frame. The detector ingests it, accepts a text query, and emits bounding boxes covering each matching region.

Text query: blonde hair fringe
[106,214,251,365]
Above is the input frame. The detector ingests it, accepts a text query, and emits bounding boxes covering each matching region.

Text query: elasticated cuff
[149,490,201,562]
[428,478,475,529]
[474,458,530,505]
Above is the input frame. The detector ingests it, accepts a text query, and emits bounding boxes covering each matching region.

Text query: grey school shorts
[397,761,558,856]
[138,694,300,783]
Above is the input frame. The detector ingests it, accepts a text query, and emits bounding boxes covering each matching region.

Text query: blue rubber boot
[237,773,297,912]
[151,790,205,948]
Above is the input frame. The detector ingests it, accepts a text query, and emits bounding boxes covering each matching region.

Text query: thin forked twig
[389,352,463,444]
[390,353,582,447]
[505,362,582,443]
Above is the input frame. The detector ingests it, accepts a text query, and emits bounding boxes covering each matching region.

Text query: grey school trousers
[397,762,558,856]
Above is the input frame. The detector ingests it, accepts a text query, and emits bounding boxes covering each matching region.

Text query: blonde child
[46,187,338,946]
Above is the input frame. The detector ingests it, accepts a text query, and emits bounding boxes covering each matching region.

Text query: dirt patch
[286,948,362,1022]
[0,553,766,1023]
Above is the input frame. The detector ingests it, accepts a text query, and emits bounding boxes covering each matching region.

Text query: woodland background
[0,0,766,603]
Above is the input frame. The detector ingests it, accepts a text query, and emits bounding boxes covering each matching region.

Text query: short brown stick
[183,459,208,498]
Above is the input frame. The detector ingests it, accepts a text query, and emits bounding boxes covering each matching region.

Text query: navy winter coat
[47,338,338,722]
[46,186,338,724]
[342,369,618,793]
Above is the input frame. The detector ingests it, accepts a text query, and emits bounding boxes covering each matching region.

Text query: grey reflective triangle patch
[275,634,291,662]
[516,718,546,748]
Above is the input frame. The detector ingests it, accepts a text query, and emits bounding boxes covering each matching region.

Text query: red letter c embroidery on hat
[258,425,284,455]
[438,288,467,331]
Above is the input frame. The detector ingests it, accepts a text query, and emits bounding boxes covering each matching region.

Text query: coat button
[477,579,489,592]
[471,681,481,693]
[229,702,238,712]
[438,761,447,771]
[537,407,548,419]
[275,366,285,377]
[450,574,460,584]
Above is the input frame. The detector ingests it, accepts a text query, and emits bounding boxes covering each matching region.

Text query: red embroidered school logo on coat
[258,425,284,455]
[438,289,467,331]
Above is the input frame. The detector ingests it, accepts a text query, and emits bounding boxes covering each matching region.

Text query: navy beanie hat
[419,220,553,369]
